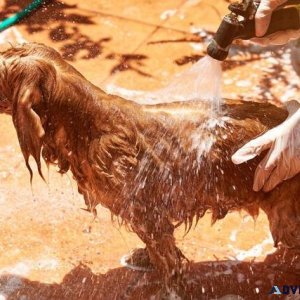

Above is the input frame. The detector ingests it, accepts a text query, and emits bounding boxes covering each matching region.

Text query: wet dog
[0,43,299,287]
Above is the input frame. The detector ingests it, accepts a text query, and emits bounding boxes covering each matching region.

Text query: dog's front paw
[120,248,154,272]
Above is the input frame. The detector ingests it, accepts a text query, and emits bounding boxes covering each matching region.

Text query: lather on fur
[0,43,299,285]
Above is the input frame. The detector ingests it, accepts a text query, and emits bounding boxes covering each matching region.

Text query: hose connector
[207,0,300,61]
[207,13,240,61]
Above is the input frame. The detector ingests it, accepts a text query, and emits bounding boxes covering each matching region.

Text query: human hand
[232,100,300,192]
[251,0,300,46]
[291,41,300,76]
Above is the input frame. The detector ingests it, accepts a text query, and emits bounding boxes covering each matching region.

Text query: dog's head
[0,46,46,181]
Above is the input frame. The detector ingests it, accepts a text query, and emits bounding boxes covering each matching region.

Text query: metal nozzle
[207,14,240,61]
[207,40,229,61]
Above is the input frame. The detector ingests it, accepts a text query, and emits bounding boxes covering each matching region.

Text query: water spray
[0,0,46,32]
[207,0,300,61]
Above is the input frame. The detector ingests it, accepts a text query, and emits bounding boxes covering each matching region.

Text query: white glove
[251,0,300,46]
[291,42,300,76]
[232,100,300,192]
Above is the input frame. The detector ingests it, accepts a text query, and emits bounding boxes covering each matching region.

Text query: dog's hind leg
[260,175,300,249]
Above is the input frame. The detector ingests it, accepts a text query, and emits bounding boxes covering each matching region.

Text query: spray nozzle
[207,0,300,61]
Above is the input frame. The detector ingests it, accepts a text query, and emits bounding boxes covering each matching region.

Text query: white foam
[228,234,275,261]
[236,80,251,88]
[0,262,31,277]
[160,9,177,20]
[0,258,59,276]
[230,230,238,242]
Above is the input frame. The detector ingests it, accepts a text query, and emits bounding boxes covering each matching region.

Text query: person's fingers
[250,37,271,46]
[253,146,278,191]
[267,30,300,45]
[263,153,289,191]
[291,44,300,77]
[251,30,300,46]
[262,153,300,192]
[284,99,300,115]
[232,133,273,165]
[256,6,273,37]
[263,167,283,192]
[255,0,287,37]
[282,157,300,181]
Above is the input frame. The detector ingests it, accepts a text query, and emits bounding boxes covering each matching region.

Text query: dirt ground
[0,1,300,299]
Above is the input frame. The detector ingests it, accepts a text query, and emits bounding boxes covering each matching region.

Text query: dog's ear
[12,87,45,182]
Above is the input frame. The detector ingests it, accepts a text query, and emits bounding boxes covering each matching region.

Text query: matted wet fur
[0,43,299,287]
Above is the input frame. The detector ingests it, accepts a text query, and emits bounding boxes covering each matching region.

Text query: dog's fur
[1,43,300,284]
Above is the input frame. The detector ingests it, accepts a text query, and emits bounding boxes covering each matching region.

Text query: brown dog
[0,43,299,286]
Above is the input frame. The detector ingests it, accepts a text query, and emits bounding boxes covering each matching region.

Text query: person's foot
[120,248,154,271]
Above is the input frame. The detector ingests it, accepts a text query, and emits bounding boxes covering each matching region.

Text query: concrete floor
[0,0,300,299]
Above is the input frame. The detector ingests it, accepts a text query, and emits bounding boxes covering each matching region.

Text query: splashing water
[105,55,223,112]
[144,56,223,108]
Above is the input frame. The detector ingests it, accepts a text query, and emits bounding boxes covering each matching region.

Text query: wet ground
[0,1,300,299]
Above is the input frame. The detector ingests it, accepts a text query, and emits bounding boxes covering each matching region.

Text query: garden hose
[0,0,46,32]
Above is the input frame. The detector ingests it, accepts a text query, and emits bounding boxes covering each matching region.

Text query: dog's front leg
[131,216,186,294]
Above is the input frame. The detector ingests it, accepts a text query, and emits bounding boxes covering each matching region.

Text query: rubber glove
[291,41,300,76]
[251,0,300,46]
[232,100,300,192]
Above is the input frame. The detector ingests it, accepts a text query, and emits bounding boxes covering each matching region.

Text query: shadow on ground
[1,0,289,86]
[1,248,299,299]
[0,0,111,61]
[0,0,154,76]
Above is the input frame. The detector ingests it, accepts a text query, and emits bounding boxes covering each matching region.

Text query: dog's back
[122,100,287,224]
